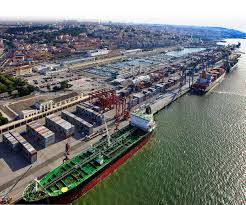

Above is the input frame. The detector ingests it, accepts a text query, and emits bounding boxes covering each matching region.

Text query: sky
[1,0,246,32]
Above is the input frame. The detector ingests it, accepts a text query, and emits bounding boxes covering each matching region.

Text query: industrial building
[86,48,109,57]
[19,109,38,119]
[45,114,75,138]
[40,67,68,76]
[133,93,145,104]
[121,49,142,55]
[61,110,93,136]
[33,63,60,73]
[62,57,95,65]
[34,100,54,112]
[32,92,84,114]
[26,121,55,148]
[15,65,33,76]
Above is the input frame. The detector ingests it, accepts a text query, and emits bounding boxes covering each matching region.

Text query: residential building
[15,65,33,76]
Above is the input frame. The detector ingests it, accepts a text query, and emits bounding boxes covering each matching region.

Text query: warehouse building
[34,100,54,112]
[86,48,109,57]
[52,92,84,107]
[15,65,32,76]
[19,109,38,119]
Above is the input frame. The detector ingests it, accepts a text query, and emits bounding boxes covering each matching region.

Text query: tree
[11,90,18,97]
[0,114,8,125]
[60,81,69,89]
[17,85,35,97]
[13,78,26,88]
[0,83,7,93]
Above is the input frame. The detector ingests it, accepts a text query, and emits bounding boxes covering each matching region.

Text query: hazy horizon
[0,0,245,32]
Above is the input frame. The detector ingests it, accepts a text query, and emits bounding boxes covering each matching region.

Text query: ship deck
[0,82,191,203]
[23,126,148,201]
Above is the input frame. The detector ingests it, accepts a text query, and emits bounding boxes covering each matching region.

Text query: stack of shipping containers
[61,111,93,136]
[76,105,104,126]
[142,89,151,100]
[45,114,74,138]
[27,121,55,148]
[148,87,157,96]
[132,93,145,104]
[3,131,37,163]
[2,132,19,152]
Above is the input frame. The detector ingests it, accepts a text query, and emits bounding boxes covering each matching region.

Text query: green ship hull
[23,125,154,203]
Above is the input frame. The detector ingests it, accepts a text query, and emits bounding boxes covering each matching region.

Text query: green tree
[60,81,69,89]
[0,82,7,93]
[0,116,8,125]
[11,90,18,97]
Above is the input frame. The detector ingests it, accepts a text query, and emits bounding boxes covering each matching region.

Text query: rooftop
[52,92,80,103]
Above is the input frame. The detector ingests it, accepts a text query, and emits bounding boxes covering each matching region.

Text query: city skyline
[0,1,245,203]
[0,0,245,32]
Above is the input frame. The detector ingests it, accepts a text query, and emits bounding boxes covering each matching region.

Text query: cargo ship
[22,109,156,204]
[191,67,225,95]
[223,53,241,73]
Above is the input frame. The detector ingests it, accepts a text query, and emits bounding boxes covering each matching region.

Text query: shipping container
[61,111,93,136]
[132,93,145,104]
[76,105,104,126]
[27,121,55,148]
[3,132,20,152]
[45,114,74,138]
[22,140,37,164]
[8,131,37,163]
[155,84,165,92]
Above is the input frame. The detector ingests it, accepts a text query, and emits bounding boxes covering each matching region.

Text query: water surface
[166,48,205,57]
[75,39,246,205]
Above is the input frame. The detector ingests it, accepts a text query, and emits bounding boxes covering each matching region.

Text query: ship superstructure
[191,67,225,94]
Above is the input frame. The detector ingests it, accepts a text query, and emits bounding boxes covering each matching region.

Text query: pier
[0,80,191,204]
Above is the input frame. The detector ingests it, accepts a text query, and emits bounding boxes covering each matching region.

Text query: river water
[75,39,246,205]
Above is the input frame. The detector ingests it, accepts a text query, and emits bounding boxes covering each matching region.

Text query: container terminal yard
[0,43,241,204]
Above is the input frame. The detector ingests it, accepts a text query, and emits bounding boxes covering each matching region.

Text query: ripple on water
[75,39,246,205]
